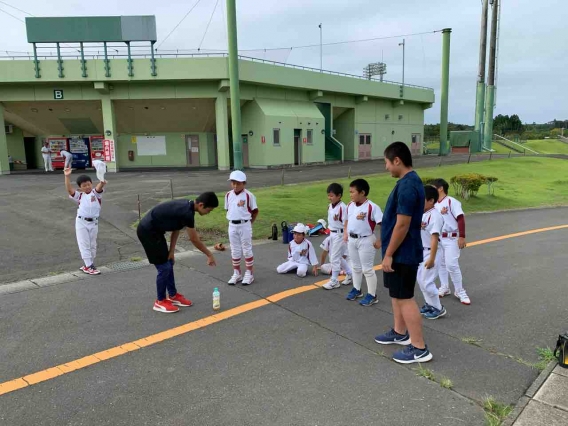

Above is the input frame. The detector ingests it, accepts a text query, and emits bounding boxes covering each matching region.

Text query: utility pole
[474,0,489,152]
[319,23,322,72]
[226,0,243,170]
[439,29,452,156]
[483,0,499,151]
[398,39,405,96]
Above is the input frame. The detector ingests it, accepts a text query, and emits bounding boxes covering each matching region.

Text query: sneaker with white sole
[455,289,471,305]
[153,299,179,313]
[359,293,379,306]
[341,275,352,286]
[323,279,341,290]
[423,305,447,320]
[438,287,451,297]
[242,271,254,286]
[79,265,90,274]
[420,304,433,315]
[228,271,242,285]
[346,288,363,300]
[374,328,411,345]
[87,266,101,275]
[393,344,433,364]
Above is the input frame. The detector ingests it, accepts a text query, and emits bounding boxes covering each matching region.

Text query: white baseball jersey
[421,207,444,249]
[61,150,73,159]
[225,189,258,221]
[320,236,348,259]
[327,201,347,232]
[70,189,103,218]
[288,239,318,266]
[346,200,383,236]
[41,146,51,155]
[435,195,464,233]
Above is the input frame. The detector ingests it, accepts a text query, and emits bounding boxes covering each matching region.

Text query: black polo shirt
[140,199,195,233]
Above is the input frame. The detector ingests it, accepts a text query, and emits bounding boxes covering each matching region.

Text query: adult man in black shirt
[137,192,219,313]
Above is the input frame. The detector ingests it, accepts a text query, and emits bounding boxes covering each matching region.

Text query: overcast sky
[1,0,566,124]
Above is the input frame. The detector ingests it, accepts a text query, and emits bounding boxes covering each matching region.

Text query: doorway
[358,134,371,160]
[411,133,422,155]
[294,129,302,165]
[24,137,37,169]
[241,134,249,167]
[186,135,200,166]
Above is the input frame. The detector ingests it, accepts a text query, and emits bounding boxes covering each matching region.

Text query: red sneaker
[87,267,101,275]
[168,293,193,307]
[79,266,90,274]
[153,299,179,313]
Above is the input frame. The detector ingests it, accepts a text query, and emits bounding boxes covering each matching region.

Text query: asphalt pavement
[1,207,567,425]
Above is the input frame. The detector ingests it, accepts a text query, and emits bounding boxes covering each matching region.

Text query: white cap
[293,223,308,234]
[228,170,247,182]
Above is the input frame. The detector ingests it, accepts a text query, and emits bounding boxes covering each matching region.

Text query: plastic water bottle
[213,287,220,311]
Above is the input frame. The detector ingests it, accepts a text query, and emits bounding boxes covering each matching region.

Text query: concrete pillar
[226,0,243,170]
[439,28,451,156]
[101,97,118,172]
[215,92,230,171]
[0,105,10,175]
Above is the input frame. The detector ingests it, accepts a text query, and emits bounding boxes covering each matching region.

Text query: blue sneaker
[359,293,379,306]
[420,304,433,315]
[423,306,447,320]
[346,288,363,301]
[374,328,411,345]
[393,344,433,364]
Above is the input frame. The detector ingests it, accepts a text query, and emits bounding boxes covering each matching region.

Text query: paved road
[3,153,556,284]
[0,208,567,425]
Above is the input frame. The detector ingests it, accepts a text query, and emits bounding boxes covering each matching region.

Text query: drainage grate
[106,260,150,272]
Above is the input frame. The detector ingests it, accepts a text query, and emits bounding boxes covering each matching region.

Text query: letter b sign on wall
[53,90,64,100]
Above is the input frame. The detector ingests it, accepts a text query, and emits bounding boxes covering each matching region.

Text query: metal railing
[0,51,434,91]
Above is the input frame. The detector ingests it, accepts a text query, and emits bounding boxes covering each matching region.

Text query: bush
[421,176,437,186]
[450,173,498,200]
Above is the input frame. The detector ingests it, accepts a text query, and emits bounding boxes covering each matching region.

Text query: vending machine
[47,137,67,169]
[89,136,105,165]
[68,136,91,169]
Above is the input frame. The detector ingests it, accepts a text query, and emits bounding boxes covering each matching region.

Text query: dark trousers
[137,224,178,301]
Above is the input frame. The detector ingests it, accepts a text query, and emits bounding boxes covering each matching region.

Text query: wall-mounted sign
[54,89,64,100]
[103,139,115,162]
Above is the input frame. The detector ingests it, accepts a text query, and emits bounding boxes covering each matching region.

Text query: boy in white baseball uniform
[277,224,319,277]
[64,168,106,275]
[225,170,259,285]
[60,149,73,169]
[41,142,53,172]
[322,183,349,290]
[432,178,470,305]
[344,179,383,306]
[319,235,352,283]
[418,185,447,320]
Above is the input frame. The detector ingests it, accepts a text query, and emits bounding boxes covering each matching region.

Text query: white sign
[137,136,167,156]
[191,147,199,153]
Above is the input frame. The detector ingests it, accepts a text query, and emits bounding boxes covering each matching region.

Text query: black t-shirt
[140,199,195,233]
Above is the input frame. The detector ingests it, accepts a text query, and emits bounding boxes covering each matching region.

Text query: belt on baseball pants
[329,229,342,233]
[441,232,458,238]
[230,220,249,224]
[78,216,98,222]
[349,233,371,239]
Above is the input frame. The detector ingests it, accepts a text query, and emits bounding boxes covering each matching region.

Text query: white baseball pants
[42,154,53,171]
[229,222,254,270]
[418,249,442,310]
[320,258,352,275]
[348,235,377,296]
[64,155,72,169]
[329,232,345,280]
[76,217,98,266]
[438,237,463,292]
[277,261,308,277]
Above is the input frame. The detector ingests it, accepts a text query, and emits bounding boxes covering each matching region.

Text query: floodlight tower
[363,62,387,81]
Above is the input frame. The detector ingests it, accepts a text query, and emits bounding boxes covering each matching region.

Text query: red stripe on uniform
[246,192,252,214]
[367,203,376,233]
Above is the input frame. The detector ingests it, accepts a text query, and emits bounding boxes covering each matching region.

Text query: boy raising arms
[418,185,447,320]
[343,179,383,307]
[431,178,470,305]
[64,168,106,275]
[322,183,349,290]
[137,193,219,313]
[225,171,259,286]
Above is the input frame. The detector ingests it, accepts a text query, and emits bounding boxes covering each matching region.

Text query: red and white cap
[293,223,308,234]
[228,170,247,182]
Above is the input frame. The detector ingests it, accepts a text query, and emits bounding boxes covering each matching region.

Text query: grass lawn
[193,157,568,243]
[524,139,568,154]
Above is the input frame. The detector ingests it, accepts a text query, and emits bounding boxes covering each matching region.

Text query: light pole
[399,39,405,97]
[319,23,322,72]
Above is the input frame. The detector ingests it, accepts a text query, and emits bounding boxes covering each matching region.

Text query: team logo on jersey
[333,213,340,221]
[300,248,308,256]
[356,211,367,220]
[421,221,427,230]
[237,200,246,207]
[440,206,449,215]
[91,195,96,202]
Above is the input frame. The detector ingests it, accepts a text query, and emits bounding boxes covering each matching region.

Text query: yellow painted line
[1,223,567,397]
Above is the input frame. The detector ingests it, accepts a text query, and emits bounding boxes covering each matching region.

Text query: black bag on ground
[554,332,568,368]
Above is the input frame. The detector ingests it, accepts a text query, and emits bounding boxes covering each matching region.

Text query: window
[307,129,313,145]
[359,135,365,145]
[412,134,417,144]
[273,128,280,146]
[365,134,371,145]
